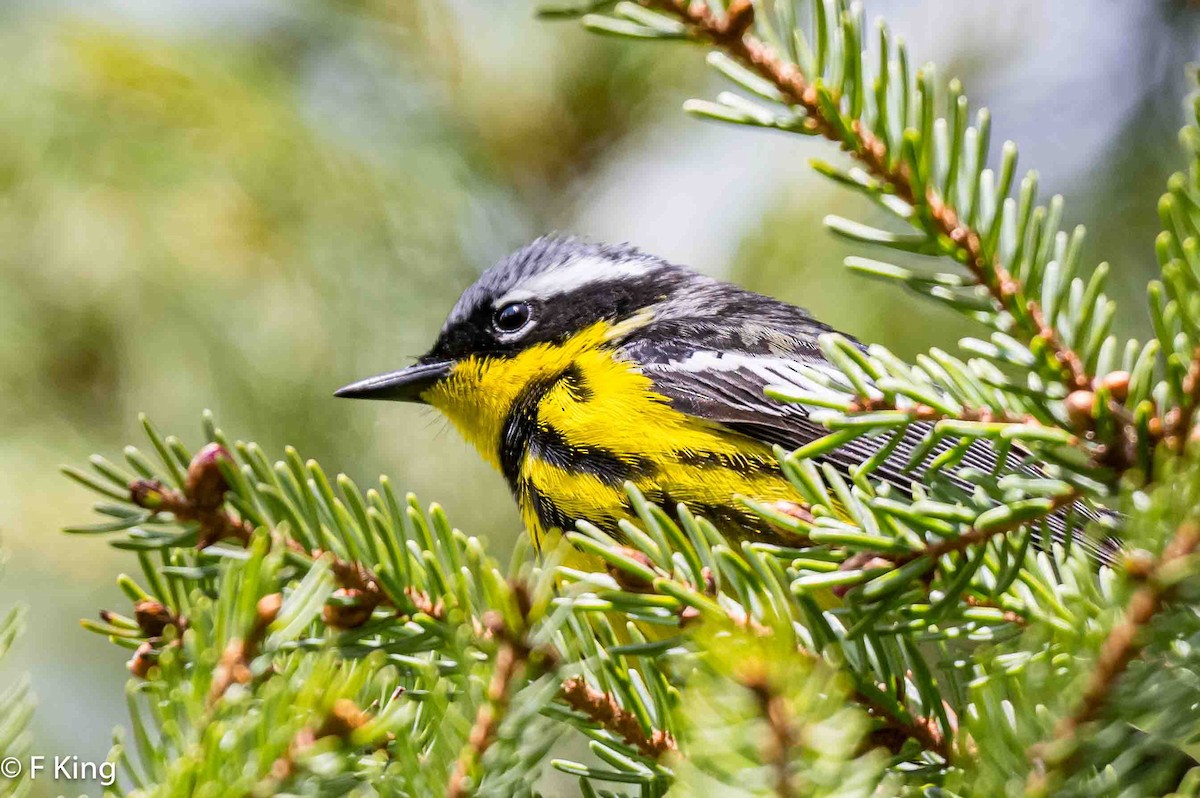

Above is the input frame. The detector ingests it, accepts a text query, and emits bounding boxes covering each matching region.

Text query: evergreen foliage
[0,559,29,798]
[52,1,1200,795]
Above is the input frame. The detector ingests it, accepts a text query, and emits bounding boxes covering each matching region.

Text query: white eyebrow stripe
[493,255,657,307]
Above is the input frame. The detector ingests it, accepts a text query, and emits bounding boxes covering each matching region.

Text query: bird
[335,235,1103,555]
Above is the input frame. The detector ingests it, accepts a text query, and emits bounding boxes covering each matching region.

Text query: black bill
[334,360,453,403]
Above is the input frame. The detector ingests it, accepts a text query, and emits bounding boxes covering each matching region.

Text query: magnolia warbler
[336,235,1101,555]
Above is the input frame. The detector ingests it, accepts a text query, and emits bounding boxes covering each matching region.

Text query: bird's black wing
[619,311,1001,501]
[619,303,1114,559]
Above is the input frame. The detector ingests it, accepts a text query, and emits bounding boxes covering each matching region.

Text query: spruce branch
[889,491,1079,567]
[1165,347,1200,451]
[1027,520,1200,788]
[854,685,950,760]
[125,442,430,631]
[209,592,280,702]
[637,0,1090,390]
[744,671,799,798]
[834,662,952,759]
[449,585,561,797]
[66,416,577,794]
[559,676,677,758]
[570,520,957,760]
[128,443,254,549]
[268,698,371,785]
[447,637,524,798]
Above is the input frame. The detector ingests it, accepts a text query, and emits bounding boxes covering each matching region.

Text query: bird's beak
[334,360,453,404]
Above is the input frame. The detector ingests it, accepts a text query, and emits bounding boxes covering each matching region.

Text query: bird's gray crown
[443,235,674,331]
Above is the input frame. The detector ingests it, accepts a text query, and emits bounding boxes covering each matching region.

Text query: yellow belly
[516,346,802,546]
[423,320,805,549]
[518,452,801,547]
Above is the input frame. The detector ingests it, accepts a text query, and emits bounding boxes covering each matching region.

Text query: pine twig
[854,686,951,761]
[447,639,525,798]
[446,584,556,798]
[1166,347,1200,451]
[744,672,797,798]
[268,699,370,785]
[127,443,439,629]
[128,443,254,549]
[559,677,677,758]
[1027,520,1200,786]
[890,491,1079,566]
[642,0,1090,391]
[209,592,282,702]
[663,567,950,758]
[846,397,1041,428]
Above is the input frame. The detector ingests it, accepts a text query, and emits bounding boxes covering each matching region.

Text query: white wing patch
[493,255,658,307]
[656,350,867,404]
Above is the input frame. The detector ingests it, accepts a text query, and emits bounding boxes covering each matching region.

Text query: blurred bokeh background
[0,0,1196,793]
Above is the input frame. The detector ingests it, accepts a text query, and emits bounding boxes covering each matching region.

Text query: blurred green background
[0,0,1195,793]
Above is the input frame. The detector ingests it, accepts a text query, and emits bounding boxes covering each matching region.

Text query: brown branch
[268,698,372,785]
[744,673,798,798]
[667,566,950,760]
[128,444,444,629]
[891,491,1079,566]
[560,677,677,758]
[447,640,525,798]
[1028,520,1200,786]
[854,686,951,760]
[1163,347,1200,452]
[129,444,254,549]
[129,443,260,549]
[209,592,282,702]
[847,397,1041,428]
[445,604,555,798]
[644,0,1089,391]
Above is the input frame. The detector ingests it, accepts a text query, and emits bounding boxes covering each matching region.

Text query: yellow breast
[424,321,803,546]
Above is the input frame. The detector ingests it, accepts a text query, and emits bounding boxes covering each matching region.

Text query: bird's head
[335,235,698,464]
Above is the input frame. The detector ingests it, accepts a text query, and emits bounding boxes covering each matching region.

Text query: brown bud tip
[317,698,368,739]
[270,755,294,781]
[679,605,702,627]
[186,443,232,510]
[606,547,660,592]
[129,479,167,510]
[256,593,283,629]
[772,500,815,523]
[833,553,892,598]
[1122,548,1155,580]
[134,599,174,638]
[1064,390,1095,431]
[480,609,505,637]
[1149,416,1164,437]
[322,588,376,629]
[291,728,317,752]
[128,641,157,679]
[511,582,532,622]
[1099,371,1131,403]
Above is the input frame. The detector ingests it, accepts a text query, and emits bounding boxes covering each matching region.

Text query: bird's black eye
[493,301,532,334]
